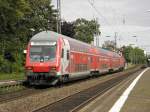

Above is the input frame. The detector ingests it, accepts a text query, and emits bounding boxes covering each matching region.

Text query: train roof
[30,31,59,42]
[98,48,120,57]
[31,30,92,46]
[30,31,121,58]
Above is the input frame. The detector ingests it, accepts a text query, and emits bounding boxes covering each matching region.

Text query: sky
[52,0,150,53]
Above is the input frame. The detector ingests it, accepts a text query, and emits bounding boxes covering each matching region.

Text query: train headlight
[51,67,56,70]
[50,67,57,76]
[26,66,33,70]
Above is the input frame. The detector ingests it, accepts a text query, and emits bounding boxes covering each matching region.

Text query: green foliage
[0,0,100,75]
[102,40,115,51]
[26,0,57,34]
[0,55,12,73]
[74,18,100,43]
[61,21,75,38]
[122,46,146,64]
[0,54,24,73]
[0,0,57,74]
[61,18,101,43]
[0,72,25,80]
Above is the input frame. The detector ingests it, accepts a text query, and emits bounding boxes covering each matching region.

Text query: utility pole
[57,0,61,33]
[123,15,126,25]
[114,32,117,50]
[132,35,138,46]
[95,18,99,47]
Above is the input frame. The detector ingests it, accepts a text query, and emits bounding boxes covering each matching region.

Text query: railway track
[0,77,102,104]
[0,66,142,107]
[0,75,108,104]
[0,72,116,104]
[0,81,57,104]
[0,86,51,104]
[33,67,142,112]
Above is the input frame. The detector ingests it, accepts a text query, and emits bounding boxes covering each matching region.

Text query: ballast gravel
[0,69,138,112]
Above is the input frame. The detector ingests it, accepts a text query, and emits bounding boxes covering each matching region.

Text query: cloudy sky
[52,0,150,53]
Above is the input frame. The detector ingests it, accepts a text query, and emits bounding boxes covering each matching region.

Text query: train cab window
[67,50,70,60]
[30,45,56,62]
[61,49,64,58]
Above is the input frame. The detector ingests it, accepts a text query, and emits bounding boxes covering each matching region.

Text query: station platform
[121,68,150,112]
[0,80,22,86]
[79,68,150,112]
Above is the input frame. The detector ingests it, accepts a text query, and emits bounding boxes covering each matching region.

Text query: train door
[61,39,70,75]
[90,55,96,71]
[96,56,99,71]
[88,55,91,72]
[109,57,112,69]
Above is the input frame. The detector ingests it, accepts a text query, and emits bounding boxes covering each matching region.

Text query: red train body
[25,31,125,85]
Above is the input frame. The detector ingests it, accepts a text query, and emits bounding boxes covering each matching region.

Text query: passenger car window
[67,50,69,60]
[61,48,64,58]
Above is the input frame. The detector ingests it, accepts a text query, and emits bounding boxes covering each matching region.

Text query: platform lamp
[132,35,138,47]
[105,35,111,37]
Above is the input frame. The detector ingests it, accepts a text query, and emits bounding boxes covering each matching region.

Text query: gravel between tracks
[0,67,140,112]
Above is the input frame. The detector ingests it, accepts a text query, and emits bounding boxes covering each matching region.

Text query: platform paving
[79,68,150,112]
[121,68,150,112]
[0,80,21,86]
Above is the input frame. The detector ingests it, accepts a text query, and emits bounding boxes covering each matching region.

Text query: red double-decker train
[25,31,125,85]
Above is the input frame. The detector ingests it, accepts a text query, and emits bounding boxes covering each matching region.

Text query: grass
[0,85,26,94]
[0,72,25,81]
[125,63,136,70]
[0,73,26,94]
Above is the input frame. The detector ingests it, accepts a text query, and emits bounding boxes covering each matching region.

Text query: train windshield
[30,44,56,62]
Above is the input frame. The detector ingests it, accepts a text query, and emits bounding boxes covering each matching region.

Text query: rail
[34,66,142,112]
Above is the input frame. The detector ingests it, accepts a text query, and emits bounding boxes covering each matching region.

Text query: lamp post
[106,32,118,51]
[132,35,137,40]
[132,35,138,46]
[105,35,111,37]
[114,32,117,50]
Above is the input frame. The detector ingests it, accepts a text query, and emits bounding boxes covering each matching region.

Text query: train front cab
[25,37,63,85]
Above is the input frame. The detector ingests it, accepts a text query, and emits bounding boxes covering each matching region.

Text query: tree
[122,46,146,64]
[26,0,57,34]
[122,46,133,63]
[0,0,31,53]
[74,18,100,43]
[61,20,75,38]
[0,0,57,73]
[0,0,30,33]
[61,18,101,44]
[0,0,57,53]
[102,40,116,51]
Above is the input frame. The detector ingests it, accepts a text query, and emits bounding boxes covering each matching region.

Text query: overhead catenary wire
[87,0,120,49]
[87,0,112,26]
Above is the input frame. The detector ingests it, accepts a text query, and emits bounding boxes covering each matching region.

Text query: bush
[0,55,13,73]
[0,54,25,73]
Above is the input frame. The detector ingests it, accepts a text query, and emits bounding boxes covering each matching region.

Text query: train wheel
[57,75,69,87]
